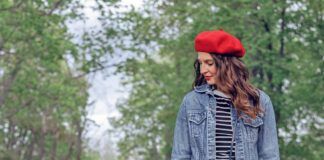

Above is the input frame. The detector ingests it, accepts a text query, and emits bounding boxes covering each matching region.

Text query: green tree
[107,0,323,159]
[0,0,114,159]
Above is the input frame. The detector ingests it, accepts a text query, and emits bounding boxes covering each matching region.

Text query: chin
[206,81,216,85]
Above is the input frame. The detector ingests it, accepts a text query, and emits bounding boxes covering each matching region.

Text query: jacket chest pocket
[188,111,207,158]
[188,111,207,136]
[241,116,263,143]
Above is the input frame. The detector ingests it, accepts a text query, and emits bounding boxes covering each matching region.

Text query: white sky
[66,0,144,158]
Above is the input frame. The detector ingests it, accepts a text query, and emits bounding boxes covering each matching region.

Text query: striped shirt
[214,90,235,160]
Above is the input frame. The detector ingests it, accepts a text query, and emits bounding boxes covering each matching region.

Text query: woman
[171,30,279,160]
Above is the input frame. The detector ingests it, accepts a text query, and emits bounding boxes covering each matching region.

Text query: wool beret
[194,30,245,57]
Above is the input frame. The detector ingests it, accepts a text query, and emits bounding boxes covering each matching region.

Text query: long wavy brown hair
[192,53,263,119]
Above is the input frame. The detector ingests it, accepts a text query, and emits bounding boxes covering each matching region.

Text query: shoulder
[257,89,274,114]
[258,89,271,104]
[180,90,206,110]
[176,91,198,116]
[182,90,199,104]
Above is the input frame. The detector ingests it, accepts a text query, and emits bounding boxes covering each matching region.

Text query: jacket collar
[194,84,214,95]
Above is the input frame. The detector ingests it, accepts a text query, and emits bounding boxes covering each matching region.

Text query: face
[197,52,217,85]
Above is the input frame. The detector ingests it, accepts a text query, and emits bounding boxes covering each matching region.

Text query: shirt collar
[213,89,230,98]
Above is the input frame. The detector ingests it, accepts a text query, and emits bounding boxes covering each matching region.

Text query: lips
[204,76,212,80]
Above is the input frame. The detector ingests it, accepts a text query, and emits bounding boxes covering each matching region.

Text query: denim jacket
[171,84,280,160]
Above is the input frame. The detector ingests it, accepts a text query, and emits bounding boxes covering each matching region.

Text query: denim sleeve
[257,93,280,160]
[171,96,192,160]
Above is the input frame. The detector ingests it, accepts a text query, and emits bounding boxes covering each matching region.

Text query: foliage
[0,0,111,159]
[108,0,323,159]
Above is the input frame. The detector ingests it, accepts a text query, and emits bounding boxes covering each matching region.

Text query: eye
[207,62,214,66]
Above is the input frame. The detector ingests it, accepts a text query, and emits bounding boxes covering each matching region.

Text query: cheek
[211,66,218,81]
[210,66,217,74]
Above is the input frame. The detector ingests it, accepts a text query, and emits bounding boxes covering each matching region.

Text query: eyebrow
[197,59,214,63]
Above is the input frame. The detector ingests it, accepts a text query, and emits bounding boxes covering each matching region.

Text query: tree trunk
[51,131,57,160]
[76,120,83,160]
[25,133,35,159]
[0,59,22,107]
[38,131,45,160]
[279,6,286,57]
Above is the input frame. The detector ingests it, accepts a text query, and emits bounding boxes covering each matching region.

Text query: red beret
[194,30,245,57]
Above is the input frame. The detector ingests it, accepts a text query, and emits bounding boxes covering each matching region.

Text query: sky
[66,0,143,157]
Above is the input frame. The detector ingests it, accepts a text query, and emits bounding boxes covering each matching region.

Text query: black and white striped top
[214,90,235,160]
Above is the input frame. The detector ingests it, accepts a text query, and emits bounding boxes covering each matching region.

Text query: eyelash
[198,62,214,66]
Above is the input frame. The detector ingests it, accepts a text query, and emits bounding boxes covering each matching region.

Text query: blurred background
[0,0,323,159]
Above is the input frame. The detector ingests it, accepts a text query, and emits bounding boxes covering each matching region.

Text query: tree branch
[44,0,64,16]
[0,1,23,12]
[73,63,116,79]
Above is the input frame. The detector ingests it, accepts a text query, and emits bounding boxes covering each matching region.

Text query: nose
[200,63,208,74]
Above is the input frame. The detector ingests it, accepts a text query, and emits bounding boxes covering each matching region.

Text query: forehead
[197,52,213,60]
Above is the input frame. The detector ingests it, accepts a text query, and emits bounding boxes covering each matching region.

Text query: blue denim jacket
[171,84,280,160]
